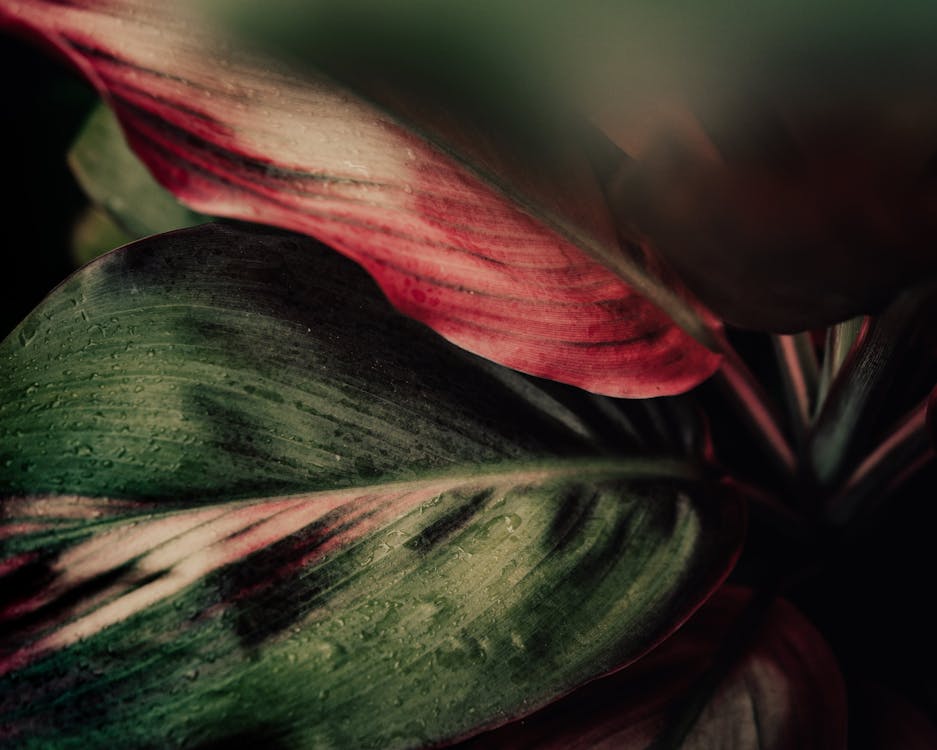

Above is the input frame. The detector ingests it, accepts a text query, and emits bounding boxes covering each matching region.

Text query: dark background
[1,33,95,340]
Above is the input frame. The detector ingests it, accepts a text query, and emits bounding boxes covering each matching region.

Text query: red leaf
[458,585,847,749]
[0,0,720,397]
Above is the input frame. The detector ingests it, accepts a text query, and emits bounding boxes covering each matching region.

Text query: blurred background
[0,34,95,339]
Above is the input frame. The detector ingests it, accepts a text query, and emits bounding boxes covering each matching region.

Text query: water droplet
[504,513,522,533]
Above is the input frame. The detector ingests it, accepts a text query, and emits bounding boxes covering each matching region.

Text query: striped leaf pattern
[0,225,744,748]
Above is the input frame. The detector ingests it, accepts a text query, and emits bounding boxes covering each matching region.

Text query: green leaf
[70,205,134,267]
[809,287,937,488]
[0,224,744,749]
[68,103,210,239]
[815,316,868,415]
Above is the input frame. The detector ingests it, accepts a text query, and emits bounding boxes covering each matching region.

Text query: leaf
[68,102,211,238]
[0,222,700,499]
[0,0,720,398]
[211,3,937,333]
[457,585,847,750]
[0,224,744,749]
[771,332,818,442]
[809,287,937,489]
[815,317,868,415]
[600,81,937,332]
[824,398,931,525]
[70,205,134,266]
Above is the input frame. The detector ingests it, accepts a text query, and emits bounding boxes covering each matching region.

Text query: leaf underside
[69,103,210,239]
[0,225,743,749]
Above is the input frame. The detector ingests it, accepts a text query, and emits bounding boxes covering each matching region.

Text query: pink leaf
[0,0,720,397]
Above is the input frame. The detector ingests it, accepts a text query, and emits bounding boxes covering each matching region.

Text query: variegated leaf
[0,224,743,749]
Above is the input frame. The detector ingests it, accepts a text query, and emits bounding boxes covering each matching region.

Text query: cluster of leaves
[2,2,937,748]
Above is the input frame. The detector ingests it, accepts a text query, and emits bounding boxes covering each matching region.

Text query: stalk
[715,343,797,477]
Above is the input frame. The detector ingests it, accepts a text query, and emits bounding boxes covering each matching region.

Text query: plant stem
[724,477,813,545]
[825,398,934,525]
[772,332,819,445]
[715,342,797,477]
